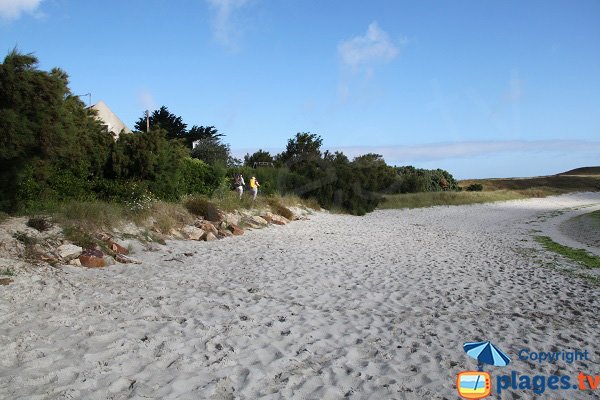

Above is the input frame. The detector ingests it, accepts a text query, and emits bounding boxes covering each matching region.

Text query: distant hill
[459,168,600,192]
[559,166,600,175]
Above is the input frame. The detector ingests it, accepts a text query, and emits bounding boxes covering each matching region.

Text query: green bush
[466,183,484,192]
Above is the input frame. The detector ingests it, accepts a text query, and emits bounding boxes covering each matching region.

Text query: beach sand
[1,193,599,399]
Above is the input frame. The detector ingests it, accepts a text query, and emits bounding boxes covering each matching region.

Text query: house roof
[90,100,131,139]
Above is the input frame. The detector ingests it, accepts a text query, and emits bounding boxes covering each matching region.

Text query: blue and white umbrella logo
[463,341,511,371]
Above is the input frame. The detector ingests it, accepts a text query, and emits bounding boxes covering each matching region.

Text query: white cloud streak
[331,140,600,163]
[338,22,399,68]
[206,0,249,50]
[0,0,43,20]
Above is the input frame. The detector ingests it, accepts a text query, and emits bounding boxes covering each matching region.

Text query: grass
[459,174,600,192]
[53,200,126,232]
[185,192,317,220]
[379,190,532,209]
[535,235,600,269]
[1,267,15,276]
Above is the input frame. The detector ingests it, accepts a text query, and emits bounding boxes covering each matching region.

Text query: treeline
[0,51,458,215]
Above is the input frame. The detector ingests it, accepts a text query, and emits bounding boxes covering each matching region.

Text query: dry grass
[147,201,194,233]
[54,200,126,231]
[379,190,531,209]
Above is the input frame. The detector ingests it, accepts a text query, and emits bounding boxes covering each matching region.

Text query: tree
[0,49,111,210]
[277,132,323,173]
[351,153,396,192]
[186,125,224,150]
[134,106,187,140]
[191,137,234,167]
[244,149,273,167]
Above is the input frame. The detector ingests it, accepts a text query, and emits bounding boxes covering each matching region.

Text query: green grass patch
[379,190,530,209]
[53,200,126,231]
[535,236,600,269]
[1,267,15,276]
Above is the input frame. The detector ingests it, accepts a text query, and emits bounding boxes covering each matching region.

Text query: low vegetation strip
[459,174,600,192]
[379,190,533,209]
[535,235,600,269]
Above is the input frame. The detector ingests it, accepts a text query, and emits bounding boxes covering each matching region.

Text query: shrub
[27,216,52,232]
[266,198,295,220]
[184,195,222,221]
[466,183,484,192]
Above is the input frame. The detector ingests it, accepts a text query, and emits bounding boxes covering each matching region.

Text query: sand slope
[1,193,599,399]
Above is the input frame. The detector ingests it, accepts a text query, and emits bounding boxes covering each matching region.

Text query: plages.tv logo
[456,341,511,399]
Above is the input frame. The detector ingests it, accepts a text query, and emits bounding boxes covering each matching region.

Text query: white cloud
[206,0,249,50]
[332,140,600,163]
[0,0,43,20]
[338,22,400,68]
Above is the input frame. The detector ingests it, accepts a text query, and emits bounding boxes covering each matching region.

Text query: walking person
[234,174,245,199]
[249,176,260,200]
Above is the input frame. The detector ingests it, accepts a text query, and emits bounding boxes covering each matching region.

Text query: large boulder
[57,244,83,261]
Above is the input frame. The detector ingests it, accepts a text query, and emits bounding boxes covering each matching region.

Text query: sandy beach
[1,192,599,399]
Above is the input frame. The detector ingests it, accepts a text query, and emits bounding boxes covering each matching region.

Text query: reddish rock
[227,224,244,236]
[79,249,106,268]
[110,242,129,255]
[218,229,233,238]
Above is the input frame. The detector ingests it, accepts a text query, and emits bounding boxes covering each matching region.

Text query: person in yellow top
[249,176,260,200]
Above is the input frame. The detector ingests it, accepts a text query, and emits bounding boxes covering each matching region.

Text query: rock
[217,229,233,238]
[79,249,105,268]
[223,213,240,226]
[248,216,268,226]
[195,220,219,236]
[261,212,289,225]
[0,278,13,285]
[68,258,82,266]
[203,232,217,241]
[227,224,244,236]
[182,226,205,241]
[95,232,112,242]
[110,241,129,255]
[115,254,142,264]
[57,244,83,261]
[169,228,185,239]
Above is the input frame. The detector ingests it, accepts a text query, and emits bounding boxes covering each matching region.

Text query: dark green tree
[134,106,187,140]
[277,132,323,169]
[186,125,224,149]
[0,50,111,210]
[244,149,274,167]
[191,137,234,167]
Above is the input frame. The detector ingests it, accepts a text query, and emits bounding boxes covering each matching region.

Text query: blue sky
[1,0,599,178]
